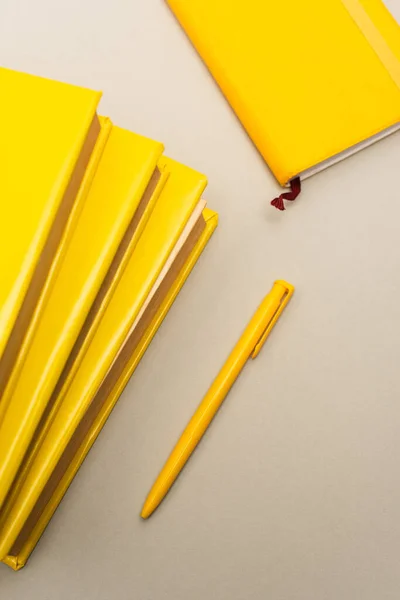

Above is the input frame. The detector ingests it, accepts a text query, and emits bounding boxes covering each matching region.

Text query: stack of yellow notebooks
[0,67,217,570]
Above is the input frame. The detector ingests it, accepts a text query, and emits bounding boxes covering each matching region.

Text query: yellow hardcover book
[167,0,400,188]
[0,68,101,393]
[0,157,215,564]
[2,209,217,571]
[0,125,165,513]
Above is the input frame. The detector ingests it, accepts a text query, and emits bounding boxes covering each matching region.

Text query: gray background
[1,1,400,598]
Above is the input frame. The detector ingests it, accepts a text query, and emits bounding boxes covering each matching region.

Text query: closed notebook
[0,68,101,396]
[0,157,217,566]
[2,209,217,571]
[0,123,165,513]
[167,0,400,203]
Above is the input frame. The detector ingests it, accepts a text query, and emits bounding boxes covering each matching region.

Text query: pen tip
[140,499,153,520]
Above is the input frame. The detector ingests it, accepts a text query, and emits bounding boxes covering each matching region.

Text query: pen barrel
[170,282,290,451]
[142,342,252,515]
[142,281,293,517]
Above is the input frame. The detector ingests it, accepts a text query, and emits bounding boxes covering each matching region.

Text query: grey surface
[1,0,400,597]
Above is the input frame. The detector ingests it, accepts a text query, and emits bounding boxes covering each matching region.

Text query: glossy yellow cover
[0,124,165,514]
[0,157,208,560]
[167,0,400,185]
[0,117,111,425]
[1,209,217,571]
[0,68,101,361]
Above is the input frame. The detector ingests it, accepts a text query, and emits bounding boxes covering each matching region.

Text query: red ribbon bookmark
[271,177,301,211]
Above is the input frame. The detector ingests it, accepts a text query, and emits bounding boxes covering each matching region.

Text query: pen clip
[251,280,294,359]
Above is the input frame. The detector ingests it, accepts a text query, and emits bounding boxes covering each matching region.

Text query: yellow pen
[141,280,294,519]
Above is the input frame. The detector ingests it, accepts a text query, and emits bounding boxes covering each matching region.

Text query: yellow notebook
[0,68,101,395]
[167,0,400,196]
[0,158,217,566]
[0,123,165,513]
[2,209,217,571]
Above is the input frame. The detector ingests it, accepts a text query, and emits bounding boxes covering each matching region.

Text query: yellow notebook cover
[0,68,101,396]
[0,124,165,514]
[2,209,217,571]
[0,157,211,562]
[167,0,400,187]
[0,116,110,424]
